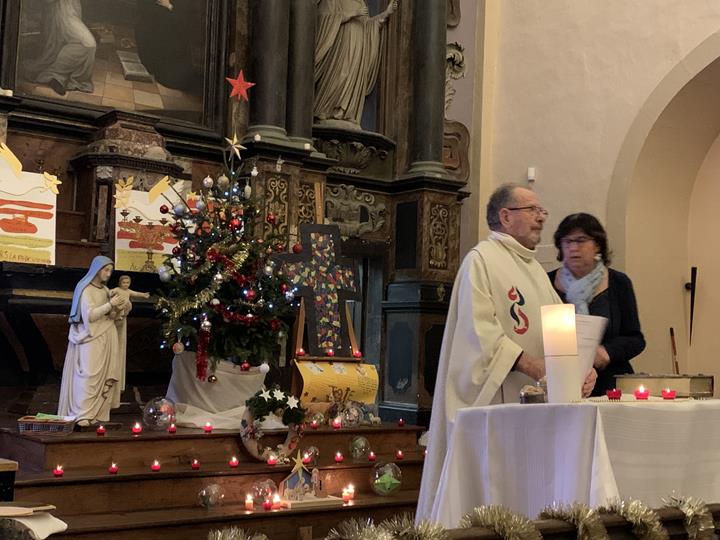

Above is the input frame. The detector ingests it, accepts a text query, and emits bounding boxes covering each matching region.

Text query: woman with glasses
[548,213,645,396]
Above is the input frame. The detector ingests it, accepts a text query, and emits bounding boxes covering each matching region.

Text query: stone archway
[607,32,720,379]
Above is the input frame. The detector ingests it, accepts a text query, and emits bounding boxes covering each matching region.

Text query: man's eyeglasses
[560,236,593,247]
[505,206,549,217]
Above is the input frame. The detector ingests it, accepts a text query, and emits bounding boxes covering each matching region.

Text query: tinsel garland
[662,495,715,540]
[325,518,393,540]
[379,513,449,540]
[598,499,669,540]
[459,505,542,540]
[539,502,609,540]
[207,527,268,540]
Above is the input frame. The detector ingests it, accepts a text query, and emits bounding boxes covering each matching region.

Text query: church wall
[475,0,720,375]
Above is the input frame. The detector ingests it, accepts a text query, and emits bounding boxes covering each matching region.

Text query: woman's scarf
[558,260,605,315]
[69,255,113,323]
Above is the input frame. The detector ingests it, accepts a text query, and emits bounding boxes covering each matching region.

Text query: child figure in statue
[58,256,127,426]
[110,275,150,320]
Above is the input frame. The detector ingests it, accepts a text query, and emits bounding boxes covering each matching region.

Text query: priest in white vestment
[416,184,597,524]
[58,256,126,426]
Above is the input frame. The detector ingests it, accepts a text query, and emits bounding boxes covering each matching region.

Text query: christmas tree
[155,137,296,380]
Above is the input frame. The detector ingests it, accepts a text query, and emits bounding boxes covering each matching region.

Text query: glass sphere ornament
[370,462,402,496]
[142,397,176,430]
[342,405,363,427]
[197,483,225,508]
[350,436,370,459]
[217,174,230,189]
[309,411,325,425]
[202,175,214,189]
[200,319,212,331]
[302,445,319,466]
[207,374,218,383]
[250,479,277,502]
[195,200,206,212]
[173,203,185,217]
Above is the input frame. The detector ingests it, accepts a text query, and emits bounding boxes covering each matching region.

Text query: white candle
[541,304,581,403]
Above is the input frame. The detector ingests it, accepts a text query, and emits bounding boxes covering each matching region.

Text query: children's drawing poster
[113,176,189,272]
[0,144,59,265]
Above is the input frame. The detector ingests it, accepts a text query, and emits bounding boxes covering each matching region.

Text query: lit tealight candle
[245,494,254,511]
[53,465,64,477]
[132,422,142,434]
[352,350,362,358]
[347,484,355,500]
[662,388,677,400]
[150,460,161,472]
[310,420,319,430]
[325,348,335,357]
[96,425,106,436]
[263,498,272,511]
[203,422,213,433]
[342,488,351,503]
[334,451,344,463]
[272,493,282,509]
[634,385,650,400]
[296,348,306,357]
[368,451,376,462]
[168,423,177,434]
[332,417,342,430]
[302,452,312,465]
[606,388,622,400]
[397,418,405,427]
[191,459,200,470]
[229,456,239,468]
[266,454,278,466]
[108,462,119,475]
[395,450,404,460]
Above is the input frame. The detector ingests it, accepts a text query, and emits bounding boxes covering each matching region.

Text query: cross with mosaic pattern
[274,225,358,356]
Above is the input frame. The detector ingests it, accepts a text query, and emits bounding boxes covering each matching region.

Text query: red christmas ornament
[292,243,303,254]
[245,289,257,301]
[230,218,242,229]
[226,70,256,102]
[266,213,276,224]
[240,362,251,371]
[172,246,181,256]
[159,204,169,214]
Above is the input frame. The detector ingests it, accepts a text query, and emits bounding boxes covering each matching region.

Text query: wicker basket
[17,416,75,435]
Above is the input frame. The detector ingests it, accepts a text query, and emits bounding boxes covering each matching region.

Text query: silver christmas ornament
[200,319,212,331]
[202,175,214,189]
[263,265,274,276]
[195,199,206,212]
[243,182,252,199]
[213,272,224,284]
[217,174,230,189]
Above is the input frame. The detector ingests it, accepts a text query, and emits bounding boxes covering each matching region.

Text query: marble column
[406,0,447,178]
[247,0,291,143]
[286,0,316,148]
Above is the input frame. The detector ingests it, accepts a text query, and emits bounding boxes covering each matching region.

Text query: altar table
[430,399,720,527]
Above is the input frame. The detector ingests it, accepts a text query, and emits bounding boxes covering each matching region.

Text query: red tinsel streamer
[196,329,210,380]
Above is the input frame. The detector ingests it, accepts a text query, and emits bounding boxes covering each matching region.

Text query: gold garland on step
[459,505,542,540]
[539,502,610,540]
[379,513,449,540]
[207,527,268,540]
[598,499,669,540]
[662,495,715,540]
[324,518,393,540]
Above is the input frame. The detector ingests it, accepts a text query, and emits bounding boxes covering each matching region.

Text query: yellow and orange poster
[0,143,59,265]
[294,360,379,406]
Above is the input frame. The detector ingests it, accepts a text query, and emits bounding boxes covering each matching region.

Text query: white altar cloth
[427,399,720,528]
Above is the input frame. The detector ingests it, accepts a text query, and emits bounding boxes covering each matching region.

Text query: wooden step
[52,491,419,540]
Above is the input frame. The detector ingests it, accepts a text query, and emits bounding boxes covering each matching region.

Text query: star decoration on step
[260,389,271,401]
[226,70,255,102]
[225,133,246,159]
[273,389,285,400]
[42,171,62,195]
[291,450,307,474]
[286,395,299,409]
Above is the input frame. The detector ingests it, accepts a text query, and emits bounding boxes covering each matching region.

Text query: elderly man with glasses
[417,183,597,523]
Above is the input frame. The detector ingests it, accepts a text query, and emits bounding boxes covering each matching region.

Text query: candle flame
[246,494,253,501]
[111,462,117,467]
[638,385,645,392]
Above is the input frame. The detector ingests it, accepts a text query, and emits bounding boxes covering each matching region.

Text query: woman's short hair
[553,213,611,265]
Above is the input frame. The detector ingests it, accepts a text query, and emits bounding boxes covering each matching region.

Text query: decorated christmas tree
[155,136,296,380]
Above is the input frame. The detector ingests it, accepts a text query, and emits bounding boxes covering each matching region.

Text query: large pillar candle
[541,304,581,403]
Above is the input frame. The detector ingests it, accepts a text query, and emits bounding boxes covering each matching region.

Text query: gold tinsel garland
[324,518,393,540]
[662,495,715,540]
[598,499,669,540]
[206,527,268,540]
[539,502,610,540]
[459,505,542,540]
[379,513,449,540]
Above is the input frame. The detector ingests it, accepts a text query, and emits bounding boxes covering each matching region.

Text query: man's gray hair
[486,183,520,231]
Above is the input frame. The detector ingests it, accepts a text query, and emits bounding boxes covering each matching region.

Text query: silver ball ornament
[195,200,206,212]
[159,271,171,283]
[213,272,224,284]
[263,265,274,277]
[217,174,229,189]
[202,175,214,189]
[284,291,295,301]
[200,319,212,331]
[210,298,220,306]
[259,363,270,374]
[173,203,185,217]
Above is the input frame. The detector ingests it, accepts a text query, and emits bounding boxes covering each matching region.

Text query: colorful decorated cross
[274,225,358,357]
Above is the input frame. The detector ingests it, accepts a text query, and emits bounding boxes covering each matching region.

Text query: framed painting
[0,0,230,154]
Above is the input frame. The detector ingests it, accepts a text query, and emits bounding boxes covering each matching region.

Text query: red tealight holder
[325,348,335,357]
[131,422,142,434]
[266,454,278,466]
[203,422,213,433]
[244,494,254,511]
[342,489,351,503]
[662,388,677,400]
[368,451,376,462]
[108,463,119,475]
[263,499,273,511]
[332,417,342,430]
[296,348,306,357]
[96,425,106,436]
[229,456,239,468]
[397,418,405,427]
[395,450,404,460]
[150,460,161,472]
[347,484,355,500]
[352,350,362,358]
[334,452,344,463]
[191,459,200,470]
[606,388,622,400]
[272,494,282,509]
[52,465,64,477]
[168,423,177,434]
[302,453,312,465]
[310,420,319,430]
[634,385,650,400]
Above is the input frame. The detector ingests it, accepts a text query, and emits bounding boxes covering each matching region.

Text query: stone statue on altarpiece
[314,0,398,129]
[58,256,126,426]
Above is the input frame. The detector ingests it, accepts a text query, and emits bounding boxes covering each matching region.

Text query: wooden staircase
[1,423,423,539]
